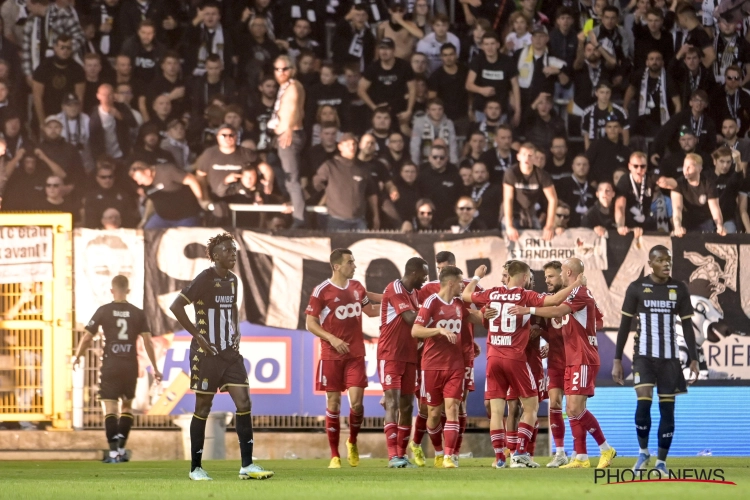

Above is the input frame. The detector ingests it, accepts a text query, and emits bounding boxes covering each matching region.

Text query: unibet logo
[335,302,362,320]
[436,319,461,333]
[489,292,522,301]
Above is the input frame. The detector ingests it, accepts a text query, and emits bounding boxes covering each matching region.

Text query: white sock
[556,448,566,455]
[435,450,444,457]
[118,448,125,455]
[655,459,666,467]
[109,451,118,458]
[599,441,611,452]
[576,453,588,461]
[640,448,650,455]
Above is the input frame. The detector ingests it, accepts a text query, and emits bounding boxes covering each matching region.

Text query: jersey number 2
[116,318,128,340]
[489,302,517,333]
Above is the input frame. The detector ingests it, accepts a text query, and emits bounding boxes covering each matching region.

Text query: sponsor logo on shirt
[488,291,522,301]
[211,164,242,171]
[378,75,398,85]
[335,303,362,319]
[481,70,504,80]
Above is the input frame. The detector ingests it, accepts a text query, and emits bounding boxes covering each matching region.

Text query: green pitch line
[0,457,747,500]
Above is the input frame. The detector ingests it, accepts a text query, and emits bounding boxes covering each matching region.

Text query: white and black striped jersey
[180,267,239,353]
[580,103,629,140]
[621,276,693,359]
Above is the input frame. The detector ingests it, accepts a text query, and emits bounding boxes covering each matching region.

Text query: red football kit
[305,279,370,392]
[561,286,603,397]
[378,279,420,395]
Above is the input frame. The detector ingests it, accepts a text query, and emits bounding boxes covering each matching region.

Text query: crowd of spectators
[0,0,749,237]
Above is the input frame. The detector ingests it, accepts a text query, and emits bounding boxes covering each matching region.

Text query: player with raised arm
[463,261,583,468]
[379,257,430,468]
[612,245,699,476]
[509,258,616,469]
[412,265,468,469]
[169,232,273,481]
[73,275,162,463]
[305,249,382,469]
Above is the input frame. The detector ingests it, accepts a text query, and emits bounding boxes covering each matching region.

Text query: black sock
[235,411,254,467]
[117,413,134,450]
[657,400,675,461]
[104,414,119,452]
[190,414,208,471]
[635,398,652,451]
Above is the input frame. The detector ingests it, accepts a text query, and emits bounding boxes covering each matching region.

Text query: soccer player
[305,249,381,469]
[463,261,584,468]
[379,257,430,468]
[170,232,273,481]
[412,266,467,468]
[612,245,699,476]
[509,258,617,469]
[540,260,569,467]
[73,275,162,463]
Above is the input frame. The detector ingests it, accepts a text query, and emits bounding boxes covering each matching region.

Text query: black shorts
[190,347,249,394]
[633,356,687,396]
[99,361,138,401]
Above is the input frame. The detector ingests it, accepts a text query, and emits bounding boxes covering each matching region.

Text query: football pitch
[1,457,747,500]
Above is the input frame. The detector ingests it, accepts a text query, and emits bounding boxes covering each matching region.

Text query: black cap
[605,113,621,124]
[389,0,406,9]
[62,93,79,105]
[379,37,395,49]
[679,125,696,137]
[217,123,237,135]
[532,24,548,35]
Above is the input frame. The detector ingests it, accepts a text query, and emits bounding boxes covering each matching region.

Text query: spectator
[470,99,504,149]
[427,42,469,131]
[111,55,145,112]
[519,0,549,27]
[305,63,349,133]
[633,8,674,72]
[706,146,745,233]
[38,115,86,192]
[410,98,456,164]
[342,63,370,136]
[675,3,716,70]
[503,142,557,241]
[142,51,185,122]
[393,161,421,223]
[410,51,429,78]
[359,37,415,125]
[0,80,19,127]
[469,161,502,229]
[651,90,716,167]
[581,181,618,236]
[223,105,249,144]
[129,160,204,229]
[0,153,47,211]
[614,151,660,236]
[331,5,374,72]
[22,0,86,80]
[505,12,532,54]
[120,19,166,84]
[145,94,173,132]
[234,14,279,90]
[95,0,124,56]
[466,32,520,126]
[670,153,725,236]
[31,35,85,129]
[183,1,233,77]
[458,163,473,196]
[670,46,716,111]
[279,18,324,64]
[82,53,107,113]
[100,207,122,230]
[478,124,515,184]
[656,125,712,180]
[160,118,190,170]
[312,133,379,231]
[581,81,629,150]
[310,105,341,147]
[114,82,143,129]
[712,17,750,85]
[294,49,320,90]
[1,113,32,160]
[306,122,340,186]
[129,122,176,166]
[188,54,238,120]
[460,131,487,168]
[585,114,631,184]
[0,18,21,88]
[358,132,400,217]
[556,155,597,228]
[588,4,632,73]
[710,65,750,139]
[366,106,393,153]
[379,131,409,174]
[417,143,461,225]
[377,1,422,61]
[514,25,569,114]
[402,197,437,232]
[117,0,168,43]
[54,93,90,157]
[82,160,137,228]
[572,40,615,116]
[407,0,433,36]
[624,49,680,138]
[523,92,566,155]
[545,136,573,181]
[443,196,487,232]
[552,201,571,236]
[719,118,750,172]
[38,174,78,222]
[549,7,579,70]
[416,13,460,74]
[460,17,488,64]
[245,74,277,154]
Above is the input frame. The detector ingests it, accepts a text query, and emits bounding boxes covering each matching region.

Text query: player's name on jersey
[113,310,130,318]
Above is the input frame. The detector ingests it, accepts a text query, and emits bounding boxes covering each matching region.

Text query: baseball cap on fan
[532,24,548,36]
[379,37,395,49]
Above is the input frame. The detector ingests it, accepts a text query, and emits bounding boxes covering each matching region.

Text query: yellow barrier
[0,214,73,429]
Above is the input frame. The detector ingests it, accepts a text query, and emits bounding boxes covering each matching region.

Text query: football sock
[516,422,534,454]
[640,448,650,455]
[427,423,444,452]
[190,414,207,472]
[549,408,565,452]
[348,409,363,444]
[412,412,428,446]
[569,414,587,455]
[396,424,411,457]
[104,413,118,454]
[635,398,652,450]
[235,411,254,467]
[117,412,134,451]
[455,412,467,454]
[657,399,675,461]
[440,411,447,429]
[506,431,517,453]
[384,422,398,459]
[490,428,506,463]
[577,409,607,447]
[528,420,539,456]
[443,420,459,456]
[325,409,341,458]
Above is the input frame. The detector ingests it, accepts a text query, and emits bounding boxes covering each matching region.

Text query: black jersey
[180,267,239,353]
[621,276,694,359]
[85,301,148,365]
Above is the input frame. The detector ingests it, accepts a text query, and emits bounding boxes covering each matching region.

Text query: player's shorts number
[116,318,128,340]
[489,302,517,333]
[551,315,569,329]
[436,319,461,333]
[335,302,362,319]
[572,371,580,386]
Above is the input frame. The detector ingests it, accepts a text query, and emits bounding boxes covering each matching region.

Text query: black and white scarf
[638,68,669,125]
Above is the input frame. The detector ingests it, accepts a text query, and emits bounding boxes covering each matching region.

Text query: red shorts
[484,356,537,400]
[464,362,475,392]
[420,369,464,406]
[378,360,417,395]
[547,366,565,391]
[506,368,548,402]
[564,364,599,397]
[316,357,368,392]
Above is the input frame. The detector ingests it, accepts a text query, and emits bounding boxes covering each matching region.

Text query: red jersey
[525,327,543,375]
[540,293,566,371]
[470,286,546,361]
[378,279,419,363]
[305,279,369,360]
[414,293,464,371]
[562,286,602,366]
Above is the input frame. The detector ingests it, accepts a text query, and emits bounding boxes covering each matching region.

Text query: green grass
[1,457,748,499]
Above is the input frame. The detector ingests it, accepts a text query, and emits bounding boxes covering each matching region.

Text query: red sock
[326,410,340,458]
[490,428,506,463]
[507,431,517,453]
[443,420,460,456]
[440,412,447,429]
[384,422,398,459]
[427,423,443,452]
[527,420,539,456]
[397,425,411,457]
[348,410,363,444]
[455,412,467,454]
[577,409,606,445]
[516,422,534,454]
[549,408,565,449]
[569,415,588,455]
[413,412,428,445]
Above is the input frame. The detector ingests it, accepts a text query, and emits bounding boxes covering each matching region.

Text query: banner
[505,228,608,270]
[0,226,53,284]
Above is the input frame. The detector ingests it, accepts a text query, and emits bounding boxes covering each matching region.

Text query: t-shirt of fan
[503,165,553,220]
[469,53,518,112]
[673,174,718,229]
[562,286,602,366]
[414,293,464,371]
[378,279,419,363]
[362,58,414,114]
